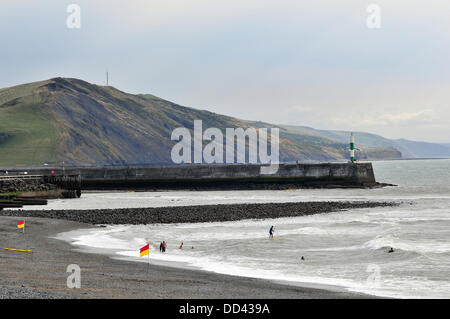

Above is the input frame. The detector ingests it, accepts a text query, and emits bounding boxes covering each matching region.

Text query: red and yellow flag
[17,220,25,229]
[140,243,149,257]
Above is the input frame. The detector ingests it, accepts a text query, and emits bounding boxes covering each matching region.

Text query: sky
[0,0,449,143]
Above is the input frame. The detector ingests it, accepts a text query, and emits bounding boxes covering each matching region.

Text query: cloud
[1,0,450,143]
[289,105,315,113]
[361,109,437,126]
[321,109,440,127]
[383,110,435,123]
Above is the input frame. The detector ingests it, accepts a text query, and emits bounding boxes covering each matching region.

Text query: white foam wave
[364,235,450,254]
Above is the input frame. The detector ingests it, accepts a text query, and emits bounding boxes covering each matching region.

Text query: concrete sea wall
[0,175,81,197]
[0,175,81,210]
[1,162,378,190]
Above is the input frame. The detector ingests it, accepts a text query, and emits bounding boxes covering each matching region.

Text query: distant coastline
[369,157,450,161]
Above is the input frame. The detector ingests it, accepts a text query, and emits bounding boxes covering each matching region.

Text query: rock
[0,201,400,225]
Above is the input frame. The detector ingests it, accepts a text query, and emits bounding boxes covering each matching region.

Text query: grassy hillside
[0,90,58,165]
[0,78,403,167]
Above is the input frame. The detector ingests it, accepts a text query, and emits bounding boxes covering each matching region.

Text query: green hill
[0,77,404,167]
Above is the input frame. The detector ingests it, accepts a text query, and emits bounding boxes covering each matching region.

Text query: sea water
[53,159,450,298]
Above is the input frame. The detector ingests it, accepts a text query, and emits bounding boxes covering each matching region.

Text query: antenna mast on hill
[106,71,109,86]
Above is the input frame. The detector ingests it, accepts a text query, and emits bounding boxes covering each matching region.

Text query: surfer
[269,226,274,239]
[179,242,184,249]
[388,247,394,253]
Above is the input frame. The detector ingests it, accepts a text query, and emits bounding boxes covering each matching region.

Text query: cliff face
[0,77,402,167]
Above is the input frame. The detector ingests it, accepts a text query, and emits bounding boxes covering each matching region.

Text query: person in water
[179,242,184,249]
[269,226,274,239]
[159,242,163,252]
[162,241,167,253]
[388,247,394,253]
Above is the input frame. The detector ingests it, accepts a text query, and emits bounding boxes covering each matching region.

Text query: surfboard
[4,248,32,253]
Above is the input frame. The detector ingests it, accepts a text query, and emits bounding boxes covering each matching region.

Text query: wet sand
[0,216,375,299]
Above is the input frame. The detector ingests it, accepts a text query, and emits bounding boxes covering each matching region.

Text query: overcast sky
[1,1,449,143]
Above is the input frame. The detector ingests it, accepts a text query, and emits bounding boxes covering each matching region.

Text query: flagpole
[148,243,150,272]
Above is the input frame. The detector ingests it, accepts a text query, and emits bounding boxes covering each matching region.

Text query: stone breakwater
[0,178,57,193]
[0,175,82,199]
[4,162,387,190]
[0,201,399,225]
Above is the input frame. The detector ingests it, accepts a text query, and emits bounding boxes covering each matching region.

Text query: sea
[43,159,449,298]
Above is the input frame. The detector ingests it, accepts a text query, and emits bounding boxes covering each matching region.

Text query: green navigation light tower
[350,132,355,163]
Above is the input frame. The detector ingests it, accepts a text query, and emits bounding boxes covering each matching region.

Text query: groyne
[0,201,399,225]
[0,175,81,210]
[1,162,384,191]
